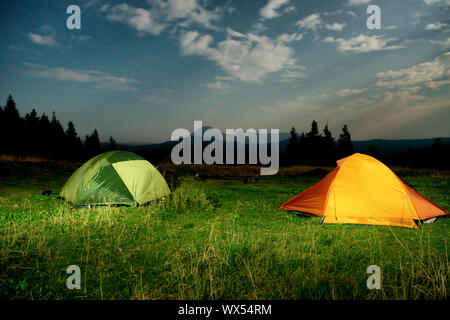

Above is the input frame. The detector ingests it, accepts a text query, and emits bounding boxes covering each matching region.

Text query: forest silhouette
[0,95,116,161]
[0,95,448,169]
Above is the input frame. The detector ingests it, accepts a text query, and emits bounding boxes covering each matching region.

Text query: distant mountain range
[110,127,449,161]
[352,138,450,156]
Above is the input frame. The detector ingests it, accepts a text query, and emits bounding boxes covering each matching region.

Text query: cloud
[103,3,167,35]
[85,0,101,9]
[205,80,230,90]
[426,79,450,89]
[102,0,222,35]
[158,0,223,29]
[251,22,267,33]
[71,35,92,42]
[283,5,296,14]
[260,0,290,20]
[376,52,450,88]
[325,22,346,31]
[423,0,450,5]
[260,88,448,140]
[25,63,141,91]
[295,13,322,30]
[425,22,448,30]
[430,37,450,47]
[325,35,405,53]
[28,33,56,47]
[323,9,344,16]
[279,69,307,83]
[179,29,299,83]
[347,0,371,5]
[351,94,449,139]
[277,33,303,43]
[260,96,324,113]
[336,88,368,96]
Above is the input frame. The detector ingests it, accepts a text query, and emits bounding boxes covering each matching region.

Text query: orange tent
[278,153,448,228]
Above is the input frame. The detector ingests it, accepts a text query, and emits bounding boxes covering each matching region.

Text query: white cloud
[336,88,368,96]
[226,28,246,38]
[376,52,450,88]
[424,0,450,5]
[260,96,324,113]
[179,30,299,83]
[325,22,346,31]
[205,80,230,90]
[425,22,448,30]
[277,33,303,43]
[25,63,141,91]
[158,0,222,29]
[260,88,448,140]
[28,33,56,47]
[71,35,92,42]
[279,69,307,82]
[251,22,267,33]
[325,35,405,53]
[85,0,101,9]
[260,0,290,20]
[102,0,222,35]
[104,3,167,35]
[347,0,371,5]
[427,79,450,89]
[295,13,322,31]
[323,9,344,16]
[283,5,296,14]
[430,37,450,47]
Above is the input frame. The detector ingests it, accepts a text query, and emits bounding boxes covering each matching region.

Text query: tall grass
[0,162,448,300]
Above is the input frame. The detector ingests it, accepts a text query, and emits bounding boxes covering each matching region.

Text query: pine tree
[337,124,354,159]
[85,129,101,158]
[108,136,117,151]
[50,112,65,159]
[65,121,83,160]
[321,124,336,165]
[24,109,40,156]
[2,95,22,154]
[304,120,322,165]
[38,113,52,157]
[286,127,298,165]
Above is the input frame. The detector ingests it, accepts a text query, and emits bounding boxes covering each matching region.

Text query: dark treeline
[0,95,117,160]
[386,138,449,169]
[282,121,449,169]
[1,95,448,169]
[284,121,354,166]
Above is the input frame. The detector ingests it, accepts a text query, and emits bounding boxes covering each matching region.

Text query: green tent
[61,151,170,207]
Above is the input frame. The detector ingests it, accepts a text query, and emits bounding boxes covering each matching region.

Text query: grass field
[0,159,448,300]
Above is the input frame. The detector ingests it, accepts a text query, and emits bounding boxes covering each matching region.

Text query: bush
[165,184,214,213]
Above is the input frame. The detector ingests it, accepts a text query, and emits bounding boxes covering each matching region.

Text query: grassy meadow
[0,158,448,300]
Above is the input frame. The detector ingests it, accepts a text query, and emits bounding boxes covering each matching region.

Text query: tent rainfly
[278,153,448,228]
[60,151,170,207]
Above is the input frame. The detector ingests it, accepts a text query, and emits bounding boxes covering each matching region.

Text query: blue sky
[0,0,449,143]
